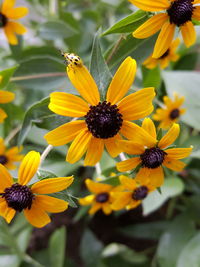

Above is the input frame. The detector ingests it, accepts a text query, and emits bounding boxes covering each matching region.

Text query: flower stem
[95,163,102,176]
[119,153,126,161]
[39,144,54,167]
[4,125,21,145]
[11,72,65,82]
[106,35,125,65]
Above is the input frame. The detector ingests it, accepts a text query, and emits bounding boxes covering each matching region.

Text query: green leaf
[102,10,149,35]
[142,66,161,89]
[17,97,51,146]
[142,177,184,216]
[38,20,78,40]
[90,30,112,99]
[49,227,66,267]
[37,169,57,180]
[177,232,200,267]
[0,65,19,90]
[51,190,78,208]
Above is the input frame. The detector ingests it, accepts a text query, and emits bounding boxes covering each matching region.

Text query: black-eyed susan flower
[0,137,23,169]
[0,0,28,45]
[143,38,180,69]
[0,90,15,123]
[111,175,155,210]
[79,179,121,215]
[116,118,192,187]
[44,57,155,166]
[0,151,74,228]
[131,0,200,58]
[153,93,186,129]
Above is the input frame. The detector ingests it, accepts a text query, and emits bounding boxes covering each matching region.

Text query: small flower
[79,179,121,215]
[143,38,180,69]
[0,137,23,169]
[44,57,155,166]
[0,0,28,45]
[111,175,155,210]
[0,90,15,123]
[116,118,192,187]
[153,93,186,129]
[0,151,74,228]
[131,0,200,58]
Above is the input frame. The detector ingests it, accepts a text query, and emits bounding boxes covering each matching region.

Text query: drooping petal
[148,167,164,187]
[0,200,16,223]
[31,176,73,194]
[102,203,112,215]
[89,203,101,214]
[0,164,13,192]
[158,123,180,149]
[153,22,176,58]
[0,108,7,123]
[142,118,157,139]
[4,24,18,45]
[5,208,16,223]
[133,13,168,38]
[34,195,68,213]
[129,0,170,11]
[120,121,157,147]
[111,192,132,210]
[104,134,122,157]
[5,146,23,161]
[44,121,86,146]
[5,7,28,19]
[49,92,89,117]
[0,138,6,154]
[79,195,95,205]
[67,65,100,105]
[5,21,26,35]
[85,179,112,194]
[126,200,141,210]
[117,140,144,155]
[180,21,196,48]
[0,91,15,103]
[66,129,92,164]
[18,151,40,185]
[135,167,151,184]
[163,157,186,171]
[84,138,104,166]
[106,57,137,104]
[116,157,141,172]
[165,147,192,159]
[118,87,155,120]
[1,0,15,14]
[119,175,137,190]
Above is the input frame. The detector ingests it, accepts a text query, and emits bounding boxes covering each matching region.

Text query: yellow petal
[158,123,180,149]
[135,167,151,184]
[102,203,112,215]
[148,167,164,188]
[34,195,68,213]
[1,0,15,14]
[31,176,74,194]
[117,140,144,155]
[85,179,112,194]
[0,164,13,192]
[0,200,16,223]
[5,7,28,19]
[0,90,15,103]
[5,21,26,35]
[118,87,155,120]
[133,13,168,39]
[67,65,100,105]
[4,24,18,45]
[142,118,157,139]
[5,208,16,223]
[119,175,137,190]
[104,134,122,157]
[181,21,196,48]
[165,147,192,159]
[163,157,186,171]
[89,203,101,214]
[116,157,141,172]
[0,137,5,154]
[49,92,89,117]
[106,57,137,104]
[120,121,157,147]
[129,0,170,11]
[5,146,23,161]
[153,21,176,58]
[126,200,141,210]
[66,129,92,164]
[79,195,95,205]
[44,120,86,146]
[192,6,200,20]
[24,202,51,228]
[111,192,131,210]
[84,138,104,166]
[18,151,40,185]
[0,108,7,123]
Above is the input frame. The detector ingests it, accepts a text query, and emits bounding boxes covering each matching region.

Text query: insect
[60,51,83,68]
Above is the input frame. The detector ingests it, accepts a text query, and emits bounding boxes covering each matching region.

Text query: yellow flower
[143,38,180,69]
[0,137,23,169]
[0,90,15,123]
[44,57,155,166]
[116,118,192,188]
[79,179,121,215]
[111,175,155,211]
[131,0,200,58]
[0,151,74,228]
[0,0,28,45]
[153,93,186,129]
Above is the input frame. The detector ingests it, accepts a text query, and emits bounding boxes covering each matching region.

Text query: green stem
[11,72,65,82]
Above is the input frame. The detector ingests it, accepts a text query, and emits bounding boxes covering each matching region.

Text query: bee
[60,51,83,68]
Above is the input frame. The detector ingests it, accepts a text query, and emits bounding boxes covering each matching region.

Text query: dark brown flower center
[167,0,194,26]
[95,192,109,203]
[159,49,170,59]
[0,13,7,28]
[140,147,167,169]
[0,155,8,165]
[85,101,123,139]
[132,186,148,200]
[1,183,34,212]
[169,108,180,119]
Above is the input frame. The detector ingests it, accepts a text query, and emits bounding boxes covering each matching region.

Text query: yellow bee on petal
[60,51,83,68]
